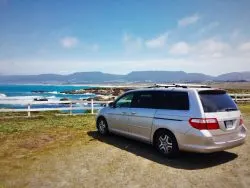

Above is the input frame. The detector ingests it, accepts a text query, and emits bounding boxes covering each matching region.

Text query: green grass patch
[0,113,95,133]
[0,113,98,187]
[238,104,250,114]
[0,114,97,162]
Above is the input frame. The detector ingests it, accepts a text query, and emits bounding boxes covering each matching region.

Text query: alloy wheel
[158,134,173,154]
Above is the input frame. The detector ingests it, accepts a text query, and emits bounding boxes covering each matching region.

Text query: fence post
[27,103,31,117]
[70,101,73,115]
[235,94,238,103]
[91,99,94,114]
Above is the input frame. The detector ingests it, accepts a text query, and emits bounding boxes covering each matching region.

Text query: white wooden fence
[229,93,250,102]
[0,99,112,117]
[0,93,250,117]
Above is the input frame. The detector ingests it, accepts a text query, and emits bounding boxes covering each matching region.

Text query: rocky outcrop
[86,95,116,101]
[34,98,48,101]
[62,87,134,96]
[60,98,69,101]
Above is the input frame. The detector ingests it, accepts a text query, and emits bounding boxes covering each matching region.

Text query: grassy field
[0,112,97,187]
[0,112,96,158]
[0,105,250,187]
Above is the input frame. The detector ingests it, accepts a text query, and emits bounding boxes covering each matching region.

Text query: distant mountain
[0,72,124,84]
[216,72,250,81]
[125,71,213,82]
[0,71,249,84]
[66,72,124,83]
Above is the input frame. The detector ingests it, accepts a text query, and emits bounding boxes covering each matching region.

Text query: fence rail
[229,93,250,102]
[0,93,250,117]
[0,99,112,117]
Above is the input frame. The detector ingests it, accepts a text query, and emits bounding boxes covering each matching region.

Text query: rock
[61,87,133,97]
[91,95,115,101]
[60,98,69,101]
[34,98,48,101]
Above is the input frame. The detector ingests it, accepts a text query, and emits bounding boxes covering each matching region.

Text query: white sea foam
[0,93,7,98]
[47,96,57,99]
[0,95,40,100]
[83,93,94,95]
[0,95,59,104]
[47,91,59,94]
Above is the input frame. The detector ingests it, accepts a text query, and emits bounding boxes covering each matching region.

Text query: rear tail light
[240,117,244,126]
[189,118,219,130]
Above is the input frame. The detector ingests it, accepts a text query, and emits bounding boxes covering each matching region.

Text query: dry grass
[0,113,97,187]
[0,105,249,188]
[210,82,250,90]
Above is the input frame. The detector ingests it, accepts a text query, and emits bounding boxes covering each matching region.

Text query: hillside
[0,71,249,84]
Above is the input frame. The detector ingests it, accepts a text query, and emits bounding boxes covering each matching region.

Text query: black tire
[97,117,109,135]
[155,130,179,158]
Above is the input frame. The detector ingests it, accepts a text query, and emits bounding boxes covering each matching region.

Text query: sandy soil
[1,117,250,188]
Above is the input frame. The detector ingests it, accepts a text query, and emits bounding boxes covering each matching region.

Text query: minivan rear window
[199,90,238,112]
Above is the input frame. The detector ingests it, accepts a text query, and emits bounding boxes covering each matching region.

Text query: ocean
[0,84,96,110]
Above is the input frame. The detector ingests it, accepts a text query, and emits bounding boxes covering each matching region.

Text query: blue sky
[0,0,250,75]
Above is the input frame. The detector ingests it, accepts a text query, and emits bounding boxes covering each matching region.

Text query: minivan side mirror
[108,102,115,108]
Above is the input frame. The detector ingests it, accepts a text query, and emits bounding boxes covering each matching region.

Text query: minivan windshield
[199,90,238,113]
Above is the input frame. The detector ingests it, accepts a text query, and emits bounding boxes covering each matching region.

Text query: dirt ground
[1,116,250,188]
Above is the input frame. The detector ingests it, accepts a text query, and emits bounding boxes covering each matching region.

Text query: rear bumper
[178,126,247,153]
[180,136,246,153]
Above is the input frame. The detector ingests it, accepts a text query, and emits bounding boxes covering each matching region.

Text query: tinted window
[131,91,154,108]
[156,91,189,110]
[115,93,134,108]
[199,90,238,112]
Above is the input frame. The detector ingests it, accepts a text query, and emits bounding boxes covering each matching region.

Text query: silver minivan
[96,85,247,157]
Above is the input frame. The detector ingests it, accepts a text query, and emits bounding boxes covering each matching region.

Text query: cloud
[91,44,99,52]
[231,29,241,40]
[238,42,250,52]
[195,39,230,56]
[145,33,168,49]
[60,37,78,48]
[169,42,190,55]
[178,14,200,27]
[122,32,168,51]
[169,38,230,58]
[122,33,143,52]
[60,37,99,51]
[2,37,249,76]
[2,54,249,76]
[198,22,220,34]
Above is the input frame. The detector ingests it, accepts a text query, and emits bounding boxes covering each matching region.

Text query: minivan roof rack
[148,83,211,89]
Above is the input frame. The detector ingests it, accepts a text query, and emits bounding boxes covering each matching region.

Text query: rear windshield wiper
[218,108,238,112]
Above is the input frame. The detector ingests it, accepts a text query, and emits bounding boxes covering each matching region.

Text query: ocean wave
[83,93,94,95]
[0,95,60,105]
[0,95,42,100]
[46,96,57,99]
[47,91,59,94]
[0,93,7,98]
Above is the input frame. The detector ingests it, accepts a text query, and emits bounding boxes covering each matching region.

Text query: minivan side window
[115,93,134,108]
[156,91,189,110]
[131,91,155,109]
